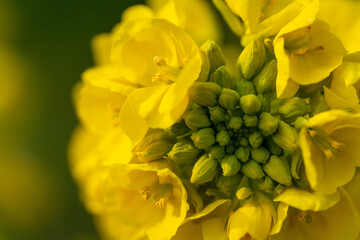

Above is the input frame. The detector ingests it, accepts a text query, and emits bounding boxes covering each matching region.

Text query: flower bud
[240,94,262,115]
[189,82,222,107]
[278,97,310,123]
[240,160,265,180]
[236,79,256,96]
[263,155,292,186]
[251,146,270,164]
[272,121,298,151]
[270,98,284,115]
[135,140,174,162]
[236,186,253,200]
[251,176,275,193]
[249,131,263,148]
[226,144,236,154]
[264,137,283,156]
[209,106,227,123]
[239,137,249,147]
[291,150,303,179]
[220,155,241,176]
[235,146,250,162]
[191,128,216,149]
[134,131,172,153]
[219,88,240,110]
[184,107,211,130]
[200,40,226,74]
[253,60,277,93]
[210,66,236,89]
[258,112,279,136]
[165,121,191,138]
[228,116,243,131]
[167,139,202,164]
[209,145,226,160]
[257,94,270,113]
[294,116,308,131]
[236,39,266,79]
[217,175,242,195]
[190,154,218,184]
[216,130,231,146]
[243,114,258,127]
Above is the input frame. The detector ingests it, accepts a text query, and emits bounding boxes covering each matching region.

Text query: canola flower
[70,0,360,239]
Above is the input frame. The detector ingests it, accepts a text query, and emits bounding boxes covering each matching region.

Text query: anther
[154,56,167,66]
[139,186,151,200]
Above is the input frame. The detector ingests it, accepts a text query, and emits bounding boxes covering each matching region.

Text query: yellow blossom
[273,188,360,240]
[102,163,188,240]
[299,110,360,194]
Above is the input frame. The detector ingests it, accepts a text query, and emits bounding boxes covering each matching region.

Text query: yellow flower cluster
[69,0,360,239]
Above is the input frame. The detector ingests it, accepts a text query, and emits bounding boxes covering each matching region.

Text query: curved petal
[225,0,261,33]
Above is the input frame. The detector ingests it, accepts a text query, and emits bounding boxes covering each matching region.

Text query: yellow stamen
[155,198,166,208]
[139,186,151,200]
[298,211,317,225]
[154,56,167,66]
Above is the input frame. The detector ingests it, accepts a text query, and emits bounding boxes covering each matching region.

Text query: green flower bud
[243,114,258,127]
[291,150,303,179]
[197,50,210,82]
[239,137,249,147]
[135,132,174,162]
[200,40,226,74]
[228,116,243,130]
[217,175,242,195]
[263,155,292,186]
[210,66,236,89]
[167,139,202,164]
[250,146,270,164]
[236,186,253,200]
[236,79,256,96]
[216,130,231,146]
[278,97,310,123]
[226,144,236,154]
[270,98,284,115]
[253,59,277,93]
[235,146,250,163]
[165,121,191,138]
[209,106,227,124]
[257,94,270,113]
[190,154,219,184]
[251,176,275,193]
[219,88,240,110]
[134,131,172,153]
[240,94,262,115]
[240,160,265,180]
[184,107,211,130]
[258,112,279,136]
[189,82,222,107]
[272,121,298,151]
[220,155,241,176]
[191,128,216,149]
[294,116,308,131]
[209,145,226,159]
[236,39,266,79]
[265,137,283,155]
[248,131,263,148]
[273,184,286,196]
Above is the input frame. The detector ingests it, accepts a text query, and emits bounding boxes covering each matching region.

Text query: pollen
[139,186,152,200]
[154,56,167,67]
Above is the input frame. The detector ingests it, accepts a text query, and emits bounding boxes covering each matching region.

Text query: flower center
[139,183,173,208]
[152,56,180,84]
[297,211,317,225]
[284,26,324,55]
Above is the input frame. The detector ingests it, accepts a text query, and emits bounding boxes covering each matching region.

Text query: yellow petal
[202,217,228,240]
[270,202,289,235]
[91,33,113,66]
[324,86,360,112]
[121,5,155,23]
[225,0,261,33]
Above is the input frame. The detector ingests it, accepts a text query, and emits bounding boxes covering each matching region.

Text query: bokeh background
[0,0,143,239]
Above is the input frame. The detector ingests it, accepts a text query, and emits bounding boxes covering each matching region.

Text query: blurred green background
[0,0,143,239]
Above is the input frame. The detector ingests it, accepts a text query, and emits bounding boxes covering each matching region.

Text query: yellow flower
[102,163,188,240]
[114,19,202,144]
[172,199,231,240]
[273,188,360,240]
[324,52,360,112]
[299,110,360,194]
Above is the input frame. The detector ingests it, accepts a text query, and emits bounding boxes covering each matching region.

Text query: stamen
[139,186,152,200]
[154,198,166,208]
[298,211,317,225]
[154,56,167,67]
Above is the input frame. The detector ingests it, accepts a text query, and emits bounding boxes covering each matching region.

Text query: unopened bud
[235,146,250,162]
[272,121,298,151]
[189,82,222,107]
[168,139,202,164]
[239,137,249,147]
[200,40,226,74]
[263,155,292,186]
[217,175,242,195]
[209,106,227,123]
[294,116,308,131]
[257,94,270,112]
[291,150,303,179]
[136,141,173,162]
[191,128,216,149]
[237,39,266,79]
[220,155,241,176]
[210,66,236,89]
[184,107,211,130]
[236,79,256,96]
[251,146,270,164]
[236,186,253,200]
[240,94,262,115]
[270,98,284,115]
[228,116,243,130]
[190,154,218,184]
[265,137,283,156]
[251,176,275,193]
[240,160,265,180]
[226,144,235,154]
[278,97,310,123]
[249,131,263,148]
[253,60,277,93]
[216,130,231,146]
[219,88,240,110]
[209,145,226,159]
[165,121,191,138]
[243,114,258,127]
[134,131,171,153]
[258,112,279,136]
